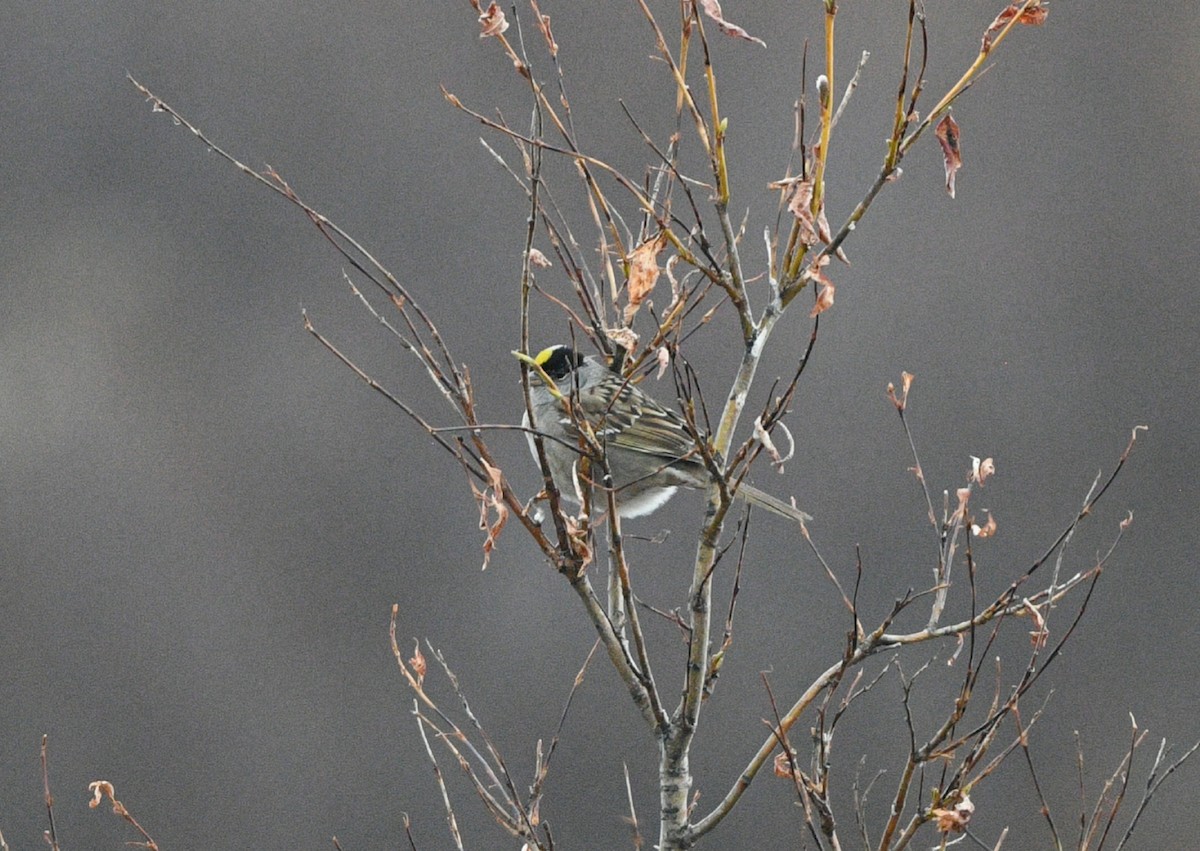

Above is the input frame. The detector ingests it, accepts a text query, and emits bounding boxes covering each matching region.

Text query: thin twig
[624,763,644,849]
[41,736,59,851]
[413,701,467,851]
[1116,738,1200,850]
[693,429,1137,841]
[529,640,601,815]
[831,50,870,130]
[402,813,420,851]
[427,642,541,840]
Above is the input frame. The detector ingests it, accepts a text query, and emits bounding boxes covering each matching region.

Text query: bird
[514,344,811,523]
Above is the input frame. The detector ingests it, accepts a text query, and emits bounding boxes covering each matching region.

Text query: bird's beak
[512,350,564,401]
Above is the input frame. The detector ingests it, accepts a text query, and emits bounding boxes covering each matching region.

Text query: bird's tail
[736,483,813,524]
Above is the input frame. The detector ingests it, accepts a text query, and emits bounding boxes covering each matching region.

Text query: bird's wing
[577,379,699,462]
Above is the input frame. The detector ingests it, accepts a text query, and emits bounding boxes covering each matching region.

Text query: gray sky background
[3,1,1199,848]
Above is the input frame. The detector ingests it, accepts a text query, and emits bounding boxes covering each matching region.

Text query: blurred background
[3,1,1198,847]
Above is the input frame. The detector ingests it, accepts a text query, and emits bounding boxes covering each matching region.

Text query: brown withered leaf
[472,459,509,570]
[935,114,962,198]
[529,0,558,57]
[887,371,915,412]
[409,640,427,685]
[932,794,974,833]
[772,175,849,262]
[804,256,835,317]
[478,2,509,38]
[528,247,552,268]
[699,0,766,47]
[624,233,667,323]
[771,176,818,246]
[88,779,134,819]
[773,750,797,779]
[952,487,971,522]
[88,780,116,810]
[983,2,1048,52]
[970,455,996,485]
[971,512,998,538]
[564,515,593,571]
[810,281,835,318]
[1025,600,1049,649]
[815,203,833,246]
[605,326,639,355]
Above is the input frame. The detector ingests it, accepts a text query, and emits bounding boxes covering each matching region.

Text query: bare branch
[41,736,59,851]
[1116,737,1200,850]
[412,702,467,851]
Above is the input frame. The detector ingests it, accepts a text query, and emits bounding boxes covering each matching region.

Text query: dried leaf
[887,371,915,411]
[88,780,116,810]
[804,256,835,317]
[655,345,671,379]
[478,2,509,38]
[606,326,639,355]
[753,416,791,472]
[766,176,802,192]
[932,793,974,833]
[472,459,509,569]
[971,512,998,538]
[409,640,427,685]
[970,455,995,485]
[815,202,833,246]
[983,2,1048,52]
[952,487,971,522]
[698,0,766,47]
[1024,599,1049,649]
[772,176,818,246]
[935,114,962,198]
[87,780,133,818]
[810,280,835,317]
[528,247,552,268]
[529,0,558,57]
[817,204,850,264]
[564,515,593,570]
[664,254,682,301]
[483,457,503,491]
[479,497,508,569]
[772,175,848,261]
[773,750,797,779]
[623,233,667,323]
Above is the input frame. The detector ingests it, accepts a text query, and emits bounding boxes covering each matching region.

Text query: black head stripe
[537,345,585,380]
